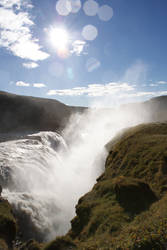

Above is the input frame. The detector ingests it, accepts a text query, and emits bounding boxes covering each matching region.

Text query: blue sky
[0,0,167,107]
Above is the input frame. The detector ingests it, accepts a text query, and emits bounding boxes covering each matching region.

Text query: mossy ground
[0,238,8,250]
[105,123,167,193]
[66,123,167,249]
[0,198,17,247]
[44,236,77,250]
[18,239,42,250]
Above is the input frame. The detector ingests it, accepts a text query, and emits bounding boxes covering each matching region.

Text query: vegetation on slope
[0,196,17,249]
[45,123,167,249]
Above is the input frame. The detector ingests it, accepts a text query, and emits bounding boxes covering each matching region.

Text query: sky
[0,0,167,107]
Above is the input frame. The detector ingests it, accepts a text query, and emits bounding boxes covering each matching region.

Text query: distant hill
[120,95,167,122]
[0,91,86,133]
[1,91,167,134]
[144,95,167,122]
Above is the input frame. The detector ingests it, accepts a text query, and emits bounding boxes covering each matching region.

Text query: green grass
[105,123,167,194]
[113,194,167,249]
[0,198,16,246]
[67,123,167,249]
[31,123,167,249]
[44,236,77,250]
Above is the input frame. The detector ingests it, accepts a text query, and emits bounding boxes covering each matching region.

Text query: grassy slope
[44,123,167,250]
[0,198,16,249]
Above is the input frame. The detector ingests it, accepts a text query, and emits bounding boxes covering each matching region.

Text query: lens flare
[82,24,98,41]
[86,57,101,72]
[98,5,113,21]
[56,0,72,16]
[83,0,99,16]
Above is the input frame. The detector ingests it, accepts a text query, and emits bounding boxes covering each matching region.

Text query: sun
[49,27,69,51]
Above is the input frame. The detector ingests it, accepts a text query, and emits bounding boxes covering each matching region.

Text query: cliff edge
[45,123,167,249]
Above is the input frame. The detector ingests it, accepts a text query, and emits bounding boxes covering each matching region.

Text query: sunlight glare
[49,27,69,49]
[49,27,70,58]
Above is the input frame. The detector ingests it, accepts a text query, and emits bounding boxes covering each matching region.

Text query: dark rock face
[70,202,92,238]
[0,198,17,247]
[0,185,2,196]
[0,91,72,133]
[0,166,12,189]
[44,236,77,250]
[18,239,41,250]
[113,176,157,214]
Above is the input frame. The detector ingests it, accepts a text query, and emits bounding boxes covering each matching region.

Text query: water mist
[1,104,151,241]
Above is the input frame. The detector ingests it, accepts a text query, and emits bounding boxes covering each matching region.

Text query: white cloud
[23,62,39,68]
[157,81,167,84]
[0,8,33,31]
[118,90,167,100]
[47,82,134,97]
[149,83,158,87]
[0,0,33,9]
[158,91,167,95]
[0,1,49,61]
[47,79,167,101]
[33,83,46,88]
[149,80,167,86]
[119,91,156,98]
[16,81,30,87]
[16,81,46,87]
[70,40,87,56]
[0,0,21,9]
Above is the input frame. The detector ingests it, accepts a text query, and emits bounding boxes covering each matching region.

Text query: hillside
[0,91,86,133]
[1,91,167,134]
[44,123,167,250]
[120,95,167,123]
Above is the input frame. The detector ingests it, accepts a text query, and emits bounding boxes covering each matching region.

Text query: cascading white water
[1,131,70,241]
[0,107,151,241]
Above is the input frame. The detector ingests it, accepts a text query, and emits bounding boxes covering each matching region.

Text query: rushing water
[1,132,70,241]
[0,129,107,241]
[0,108,151,241]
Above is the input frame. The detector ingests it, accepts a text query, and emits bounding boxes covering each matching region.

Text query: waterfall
[0,108,150,241]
